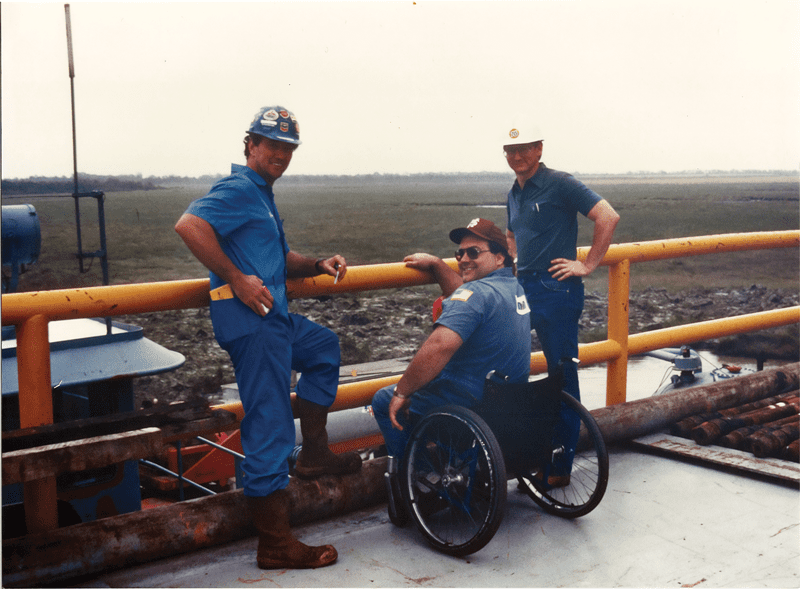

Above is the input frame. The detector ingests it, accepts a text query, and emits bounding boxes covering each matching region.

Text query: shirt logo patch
[451,289,474,302]
[516,294,530,315]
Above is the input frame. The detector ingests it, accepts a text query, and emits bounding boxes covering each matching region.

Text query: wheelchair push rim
[516,390,609,519]
[402,405,507,557]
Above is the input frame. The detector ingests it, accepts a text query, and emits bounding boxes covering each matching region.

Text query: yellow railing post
[606,260,630,405]
[16,314,58,532]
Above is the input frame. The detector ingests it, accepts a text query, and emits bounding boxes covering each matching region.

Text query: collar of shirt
[511,162,548,196]
[463,266,515,286]
[231,163,272,192]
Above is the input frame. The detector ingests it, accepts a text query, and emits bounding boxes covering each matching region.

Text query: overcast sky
[2,1,799,179]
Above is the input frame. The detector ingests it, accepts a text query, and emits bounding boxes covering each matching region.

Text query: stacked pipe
[670,387,799,461]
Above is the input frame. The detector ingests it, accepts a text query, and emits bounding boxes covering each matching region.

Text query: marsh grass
[4,174,797,293]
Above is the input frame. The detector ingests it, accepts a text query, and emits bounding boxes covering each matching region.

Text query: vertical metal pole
[606,259,630,406]
[65,4,84,273]
[17,314,58,532]
[96,193,110,285]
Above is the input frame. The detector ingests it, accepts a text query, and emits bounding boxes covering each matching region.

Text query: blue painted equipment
[1,204,41,294]
[1,201,184,536]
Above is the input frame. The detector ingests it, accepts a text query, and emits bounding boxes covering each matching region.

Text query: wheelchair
[385,365,609,557]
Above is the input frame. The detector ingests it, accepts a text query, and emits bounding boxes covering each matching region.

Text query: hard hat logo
[261,109,280,122]
[503,118,543,146]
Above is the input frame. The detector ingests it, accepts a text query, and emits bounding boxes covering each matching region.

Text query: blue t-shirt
[185,163,290,343]
[432,267,532,401]
[506,163,602,274]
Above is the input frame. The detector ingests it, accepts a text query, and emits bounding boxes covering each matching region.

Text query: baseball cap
[449,218,508,253]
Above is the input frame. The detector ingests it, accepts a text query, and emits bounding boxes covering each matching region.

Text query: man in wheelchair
[371,217,532,471]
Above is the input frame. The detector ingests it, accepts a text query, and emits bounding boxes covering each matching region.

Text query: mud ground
[121,285,799,408]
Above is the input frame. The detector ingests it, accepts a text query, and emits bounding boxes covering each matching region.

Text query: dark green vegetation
[5,173,797,294]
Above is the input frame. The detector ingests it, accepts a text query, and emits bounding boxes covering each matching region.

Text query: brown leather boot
[293,398,362,480]
[248,490,337,569]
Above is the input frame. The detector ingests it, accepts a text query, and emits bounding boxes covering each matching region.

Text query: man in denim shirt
[175,106,360,570]
[503,118,619,485]
[372,218,531,460]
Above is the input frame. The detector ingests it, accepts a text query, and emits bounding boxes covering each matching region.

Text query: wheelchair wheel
[402,405,507,557]
[517,391,608,519]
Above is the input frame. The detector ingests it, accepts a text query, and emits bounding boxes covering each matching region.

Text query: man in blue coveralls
[503,117,619,486]
[371,218,532,498]
[175,106,361,570]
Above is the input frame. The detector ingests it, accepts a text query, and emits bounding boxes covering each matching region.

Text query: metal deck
[73,446,799,588]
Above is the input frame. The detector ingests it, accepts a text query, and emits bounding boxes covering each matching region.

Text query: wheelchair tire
[402,405,507,557]
[517,391,608,519]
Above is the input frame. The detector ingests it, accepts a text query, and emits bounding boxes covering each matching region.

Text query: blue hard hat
[247,106,301,145]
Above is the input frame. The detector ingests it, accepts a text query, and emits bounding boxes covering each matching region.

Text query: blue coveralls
[185,164,340,497]
[372,267,532,458]
[506,163,602,474]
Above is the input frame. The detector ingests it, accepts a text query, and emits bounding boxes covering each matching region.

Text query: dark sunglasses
[455,247,491,261]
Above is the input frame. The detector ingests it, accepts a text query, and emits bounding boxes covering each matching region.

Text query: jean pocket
[540,276,571,293]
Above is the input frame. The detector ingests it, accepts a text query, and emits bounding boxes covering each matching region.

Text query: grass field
[4,173,798,293]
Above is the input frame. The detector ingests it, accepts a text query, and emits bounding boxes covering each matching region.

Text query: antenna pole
[65,3,85,273]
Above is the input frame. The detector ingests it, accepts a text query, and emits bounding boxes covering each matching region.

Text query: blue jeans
[518,272,584,475]
[219,313,340,497]
[372,382,476,459]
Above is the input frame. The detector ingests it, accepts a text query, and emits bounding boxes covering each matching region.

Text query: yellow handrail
[2,230,798,531]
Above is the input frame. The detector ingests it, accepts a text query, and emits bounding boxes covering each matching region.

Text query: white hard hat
[503,117,543,146]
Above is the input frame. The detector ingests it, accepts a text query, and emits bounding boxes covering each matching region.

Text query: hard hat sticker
[509,129,520,139]
[262,109,280,121]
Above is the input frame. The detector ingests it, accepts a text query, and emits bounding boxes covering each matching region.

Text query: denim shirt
[185,163,290,343]
[506,163,602,275]
[432,267,532,401]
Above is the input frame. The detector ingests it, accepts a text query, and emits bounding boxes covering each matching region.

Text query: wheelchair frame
[386,369,609,557]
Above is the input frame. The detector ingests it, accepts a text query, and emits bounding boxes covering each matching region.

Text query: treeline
[1,173,224,195]
[3,169,797,196]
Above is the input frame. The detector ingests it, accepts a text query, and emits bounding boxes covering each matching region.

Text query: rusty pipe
[718,414,799,450]
[671,389,799,438]
[691,397,799,445]
[748,421,800,458]
[2,456,389,588]
[590,363,799,445]
[782,439,799,462]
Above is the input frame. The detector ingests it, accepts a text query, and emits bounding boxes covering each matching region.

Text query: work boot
[293,398,362,480]
[248,489,338,569]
